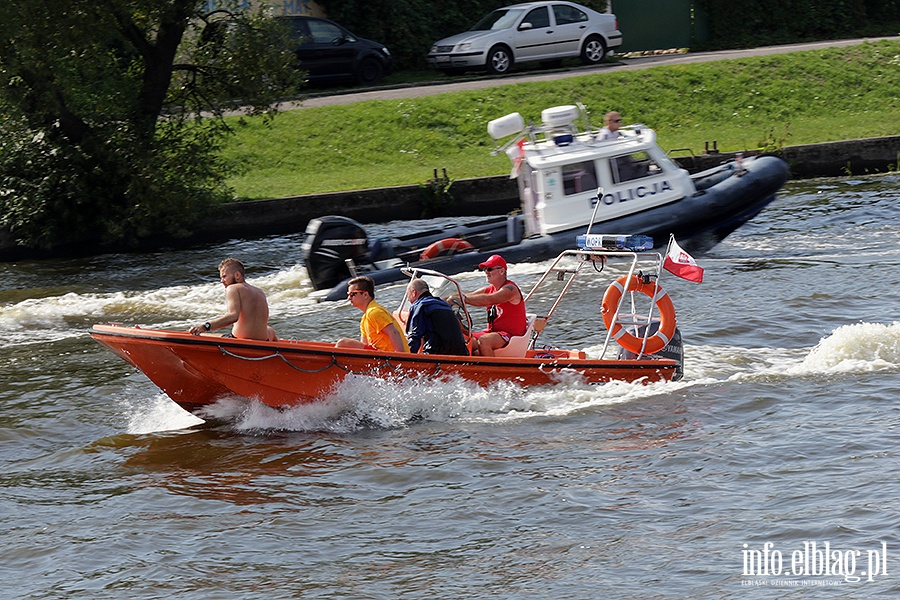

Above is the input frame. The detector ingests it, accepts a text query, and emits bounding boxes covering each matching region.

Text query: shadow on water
[92,427,352,505]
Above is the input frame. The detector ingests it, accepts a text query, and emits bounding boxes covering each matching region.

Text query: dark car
[278,16,392,86]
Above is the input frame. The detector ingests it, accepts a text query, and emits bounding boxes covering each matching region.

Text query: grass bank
[221,40,900,200]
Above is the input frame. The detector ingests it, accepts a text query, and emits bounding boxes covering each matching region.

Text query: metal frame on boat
[92,237,684,415]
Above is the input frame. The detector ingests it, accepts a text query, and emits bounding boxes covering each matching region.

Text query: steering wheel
[449,298,471,336]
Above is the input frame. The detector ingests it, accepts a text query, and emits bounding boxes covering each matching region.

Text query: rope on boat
[332,358,402,376]
[217,346,406,376]
[218,347,336,374]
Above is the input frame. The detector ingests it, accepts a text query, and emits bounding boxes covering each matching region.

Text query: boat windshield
[470,8,524,31]
[423,275,458,300]
[399,267,473,337]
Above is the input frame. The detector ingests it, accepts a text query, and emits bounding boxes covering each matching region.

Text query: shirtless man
[188,258,277,341]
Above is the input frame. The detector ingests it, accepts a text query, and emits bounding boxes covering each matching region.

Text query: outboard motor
[618,323,684,381]
[300,216,369,291]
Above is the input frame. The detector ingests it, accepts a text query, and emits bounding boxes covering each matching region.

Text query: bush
[0,117,230,250]
[696,0,900,49]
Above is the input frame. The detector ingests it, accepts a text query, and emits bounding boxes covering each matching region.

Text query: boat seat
[494,314,537,358]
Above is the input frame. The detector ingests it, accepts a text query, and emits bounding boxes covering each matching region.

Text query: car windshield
[470,8,525,31]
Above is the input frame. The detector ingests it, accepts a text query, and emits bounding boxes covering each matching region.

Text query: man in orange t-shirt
[335,276,409,352]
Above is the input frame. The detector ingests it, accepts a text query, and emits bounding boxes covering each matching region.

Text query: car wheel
[581,35,607,65]
[486,45,512,75]
[356,57,384,86]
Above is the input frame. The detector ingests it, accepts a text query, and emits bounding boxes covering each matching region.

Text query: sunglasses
[347,290,366,297]
[484,266,504,272]
[611,119,622,123]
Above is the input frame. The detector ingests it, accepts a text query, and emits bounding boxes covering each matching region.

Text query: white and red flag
[664,237,704,283]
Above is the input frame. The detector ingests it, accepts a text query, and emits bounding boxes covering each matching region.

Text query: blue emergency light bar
[576,234,654,252]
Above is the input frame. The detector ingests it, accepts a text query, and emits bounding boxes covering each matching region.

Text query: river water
[2,174,900,598]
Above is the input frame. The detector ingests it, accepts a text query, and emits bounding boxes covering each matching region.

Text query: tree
[0,0,300,253]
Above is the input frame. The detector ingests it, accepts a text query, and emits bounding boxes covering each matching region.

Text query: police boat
[302,104,789,301]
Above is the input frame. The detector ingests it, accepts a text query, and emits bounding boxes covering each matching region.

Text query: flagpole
[664,233,675,257]
[658,233,675,286]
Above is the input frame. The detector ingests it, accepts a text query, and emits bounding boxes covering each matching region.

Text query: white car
[427,1,622,75]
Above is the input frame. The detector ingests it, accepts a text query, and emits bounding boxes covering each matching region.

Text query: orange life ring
[601,274,677,355]
[419,237,474,261]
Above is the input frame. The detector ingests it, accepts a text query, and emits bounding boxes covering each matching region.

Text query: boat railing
[401,248,668,360]
[523,248,665,358]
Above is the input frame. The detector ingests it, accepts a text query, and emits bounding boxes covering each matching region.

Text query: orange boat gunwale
[90,323,677,412]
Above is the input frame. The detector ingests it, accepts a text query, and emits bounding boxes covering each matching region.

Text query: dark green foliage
[695,0,900,49]
[0,0,301,252]
[0,117,228,248]
[419,168,455,217]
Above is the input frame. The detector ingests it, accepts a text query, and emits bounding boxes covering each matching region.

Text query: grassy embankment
[221,40,900,200]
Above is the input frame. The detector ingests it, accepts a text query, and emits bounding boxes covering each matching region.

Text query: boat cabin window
[562,160,598,196]
[611,151,661,184]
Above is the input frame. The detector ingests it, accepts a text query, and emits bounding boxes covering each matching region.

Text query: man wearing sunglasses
[336,276,410,353]
[599,111,623,140]
[450,254,526,357]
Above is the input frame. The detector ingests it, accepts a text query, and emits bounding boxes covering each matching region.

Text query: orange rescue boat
[91,238,684,415]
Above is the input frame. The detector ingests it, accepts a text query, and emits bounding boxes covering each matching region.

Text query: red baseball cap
[478,254,507,270]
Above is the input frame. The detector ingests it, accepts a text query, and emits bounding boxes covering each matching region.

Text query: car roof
[501,1,584,8]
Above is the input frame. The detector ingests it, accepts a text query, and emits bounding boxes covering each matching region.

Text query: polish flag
[664,238,704,283]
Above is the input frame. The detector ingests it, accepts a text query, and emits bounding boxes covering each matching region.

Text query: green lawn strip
[220,41,900,199]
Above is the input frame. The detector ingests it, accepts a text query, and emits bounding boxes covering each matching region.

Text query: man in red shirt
[454,254,527,356]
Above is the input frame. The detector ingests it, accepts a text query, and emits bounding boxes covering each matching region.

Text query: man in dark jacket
[405,278,469,355]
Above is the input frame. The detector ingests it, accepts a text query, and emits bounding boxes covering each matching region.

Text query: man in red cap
[451,254,527,356]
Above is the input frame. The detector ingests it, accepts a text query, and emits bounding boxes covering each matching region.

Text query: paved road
[291,36,899,109]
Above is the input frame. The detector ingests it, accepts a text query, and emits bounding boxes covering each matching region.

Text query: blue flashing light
[576,234,654,252]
